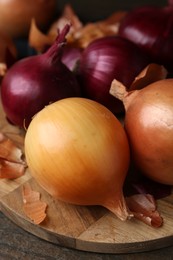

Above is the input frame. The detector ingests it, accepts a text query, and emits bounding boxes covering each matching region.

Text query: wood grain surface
[1,211,173,260]
[0,100,173,254]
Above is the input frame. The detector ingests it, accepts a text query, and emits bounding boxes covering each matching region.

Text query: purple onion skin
[0,25,81,128]
[61,46,82,73]
[118,5,173,72]
[79,36,149,114]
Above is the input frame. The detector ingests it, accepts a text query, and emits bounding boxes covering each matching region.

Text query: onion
[110,78,173,185]
[79,36,149,114]
[29,19,82,72]
[61,46,82,72]
[0,24,81,128]
[0,0,57,38]
[25,97,132,221]
[118,4,173,72]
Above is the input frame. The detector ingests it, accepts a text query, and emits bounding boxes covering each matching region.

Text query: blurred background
[55,0,168,21]
[0,0,168,61]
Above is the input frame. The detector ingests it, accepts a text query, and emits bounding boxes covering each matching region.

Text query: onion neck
[110,79,139,111]
[45,23,70,66]
[102,190,133,221]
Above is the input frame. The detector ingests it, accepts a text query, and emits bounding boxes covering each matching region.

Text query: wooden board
[0,102,173,254]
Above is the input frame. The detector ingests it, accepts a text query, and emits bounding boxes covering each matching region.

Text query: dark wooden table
[1,212,173,260]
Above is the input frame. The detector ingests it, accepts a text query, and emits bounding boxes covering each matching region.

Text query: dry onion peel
[22,183,47,224]
[109,63,168,108]
[25,97,132,221]
[109,63,168,99]
[0,132,24,163]
[0,63,7,77]
[68,11,127,49]
[48,3,83,38]
[29,19,54,53]
[29,5,126,53]
[126,194,163,228]
[129,63,168,91]
[0,159,25,179]
[0,132,26,179]
[29,4,83,53]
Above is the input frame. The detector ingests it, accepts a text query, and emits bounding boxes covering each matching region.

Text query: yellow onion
[25,97,131,221]
[110,78,173,185]
[0,0,57,38]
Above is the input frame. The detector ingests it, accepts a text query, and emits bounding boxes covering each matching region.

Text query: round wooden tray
[0,102,173,254]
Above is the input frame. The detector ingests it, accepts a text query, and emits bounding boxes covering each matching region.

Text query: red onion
[0,24,81,128]
[61,46,82,73]
[79,36,149,114]
[118,4,173,72]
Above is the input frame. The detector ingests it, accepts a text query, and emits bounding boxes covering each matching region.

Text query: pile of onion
[24,97,132,221]
[79,35,149,114]
[0,0,57,38]
[110,78,173,185]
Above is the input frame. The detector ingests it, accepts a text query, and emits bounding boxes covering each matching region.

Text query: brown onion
[25,97,132,221]
[0,0,56,38]
[110,78,173,185]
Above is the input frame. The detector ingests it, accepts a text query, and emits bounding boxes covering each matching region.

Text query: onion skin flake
[22,183,47,225]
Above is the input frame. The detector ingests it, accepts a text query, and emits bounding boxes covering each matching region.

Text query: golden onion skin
[25,98,130,208]
[124,79,173,185]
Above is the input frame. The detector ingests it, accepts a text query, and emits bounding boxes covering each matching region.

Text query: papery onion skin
[115,79,173,185]
[118,5,173,72]
[79,36,149,114]
[25,97,131,220]
[0,24,81,128]
[0,0,57,38]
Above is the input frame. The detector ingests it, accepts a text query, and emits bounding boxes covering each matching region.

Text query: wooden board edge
[75,235,173,254]
[0,200,77,250]
[1,197,173,254]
